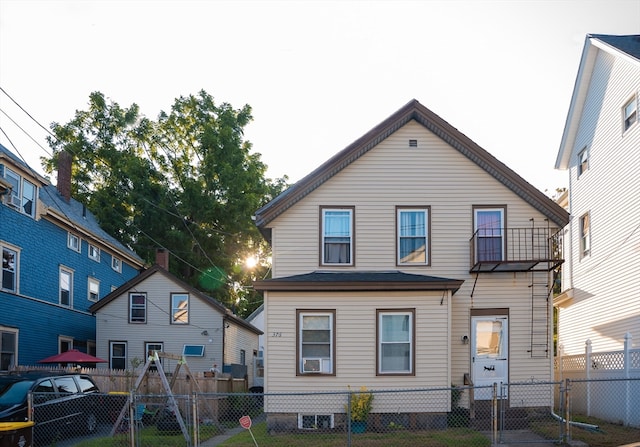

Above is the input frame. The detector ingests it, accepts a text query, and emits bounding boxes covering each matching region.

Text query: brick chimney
[57,150,72,202]
[156,248,169,270]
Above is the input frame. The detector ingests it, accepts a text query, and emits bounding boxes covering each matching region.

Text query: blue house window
[1,245,18,293]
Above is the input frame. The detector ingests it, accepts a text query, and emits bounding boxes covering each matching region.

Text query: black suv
[0,371,100,442]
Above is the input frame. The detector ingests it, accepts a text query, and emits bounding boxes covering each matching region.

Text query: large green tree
[44,91,286,315]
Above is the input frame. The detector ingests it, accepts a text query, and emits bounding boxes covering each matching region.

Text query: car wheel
[85,412,98,434]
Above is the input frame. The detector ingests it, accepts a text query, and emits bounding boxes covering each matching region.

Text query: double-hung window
[623,94,638,132]
[2,167,36,217]
[171,293,189,324]
[397,207,429,265]
[129,293,147,323]
[67,233,81,252]
[88,244,100,262]
[59,267,73,307]
[580,212,591,257]
[474,207,505,262]
[298,310,335,374]
[110,342,127,370]
[112,257,121,272]
[321,207,353,265]
[377,309,414,375]
[88,277,99,302]
[1,244,18,292]
[0,327,18,371]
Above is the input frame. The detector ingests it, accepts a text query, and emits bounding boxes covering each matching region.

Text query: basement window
[299,414,334,429]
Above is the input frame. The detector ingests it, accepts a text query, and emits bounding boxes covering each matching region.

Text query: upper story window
[578,147,589,177]
[397,207,429,265]
[474,207,505,262]
[321,207,354,266]
[67,233,81,253]
[580,212,591,258]
[377,309,414,375]
[2,166,36,218]
[623,94,638,132]
[59,267,73,307]
[1,244,19,293]
[111,256,121,273]
[88,244,100,262]
[129,293,147,323]
[298,310,335,375]
[171,293,189,324]
[88,277,99,302]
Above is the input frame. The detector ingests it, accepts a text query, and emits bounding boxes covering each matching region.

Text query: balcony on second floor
[470,227,563,273]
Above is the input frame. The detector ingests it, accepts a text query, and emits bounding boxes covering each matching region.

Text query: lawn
[531,414,640,447]
[218,422,492,447]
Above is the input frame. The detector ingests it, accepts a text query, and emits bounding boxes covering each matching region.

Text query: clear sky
[1,0,639,197]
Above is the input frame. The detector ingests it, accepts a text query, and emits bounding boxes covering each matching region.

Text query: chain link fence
[25,378,639,446]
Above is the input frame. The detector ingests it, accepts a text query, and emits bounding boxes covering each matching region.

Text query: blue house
[0,144,145,369]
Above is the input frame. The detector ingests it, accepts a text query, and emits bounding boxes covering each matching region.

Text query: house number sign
[271,332,282,337]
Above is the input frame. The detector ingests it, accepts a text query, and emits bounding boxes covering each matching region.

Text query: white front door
[472,316,508,399]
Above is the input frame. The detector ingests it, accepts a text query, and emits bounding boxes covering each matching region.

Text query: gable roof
[254,271,464,293]
[555,34,640,170]
[255,99,569,237]
[89,264,262,335]
[0,144,143,265]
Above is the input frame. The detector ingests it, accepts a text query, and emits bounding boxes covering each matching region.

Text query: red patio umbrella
[38,349,107,364]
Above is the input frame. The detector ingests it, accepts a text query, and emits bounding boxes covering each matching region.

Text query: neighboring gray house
[246,304,264,388]
[554,34,640,355]
[89,250,262,383]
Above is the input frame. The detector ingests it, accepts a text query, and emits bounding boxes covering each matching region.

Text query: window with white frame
[1,244,19,293]
[578,147,589,177]
[59,267,73,307]
[2,166,36,218]
[171,293,189,324]
[88,244,100,262]
[129,293,147,323]
[580,212,591,257]
[88,277,99,302]
[111,256,121,272]
[0,327,18,371]
[299,414,334,430]
[67,233,81,253]
[321,207,353,265]
[59,336,73,353]
[623,94,638,132]
[397,207,429,265]
[474,207,505,262]
[377,309,414,375]
[298,310,335,374]
[110,342,127,370]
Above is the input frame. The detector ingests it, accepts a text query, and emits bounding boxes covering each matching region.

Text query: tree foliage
[44,90,286,316]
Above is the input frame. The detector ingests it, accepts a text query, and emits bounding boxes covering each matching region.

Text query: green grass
[72,424,219,447]
[530,414,640,447]
[218,422,492,447]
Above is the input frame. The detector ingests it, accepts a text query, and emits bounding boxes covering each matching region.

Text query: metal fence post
[585,339,591,416]
[347,392,352,447]
[129,391,135,447]
[564,378,571,444]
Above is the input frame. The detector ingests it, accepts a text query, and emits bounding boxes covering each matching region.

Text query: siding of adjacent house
[266,121,558,389]
[556,42,640,355]
[95,272,226,372]
[224,321,257,383]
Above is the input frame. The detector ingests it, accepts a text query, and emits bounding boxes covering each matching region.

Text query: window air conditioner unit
[302,358,322,373]
[8,195,20,208]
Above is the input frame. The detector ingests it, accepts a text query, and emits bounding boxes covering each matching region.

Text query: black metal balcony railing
[469,227,563,273]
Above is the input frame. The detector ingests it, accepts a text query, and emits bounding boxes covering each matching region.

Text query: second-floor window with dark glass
[474,208,505,262]
[1,246,18,292]
[321,208,353,265]
[130,293,147,323]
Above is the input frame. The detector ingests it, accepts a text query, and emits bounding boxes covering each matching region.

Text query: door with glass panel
[472,316,508,399]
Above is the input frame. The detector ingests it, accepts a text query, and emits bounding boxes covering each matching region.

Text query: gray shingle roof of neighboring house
[254,270,464,293]
[590,34,640,61]
[0,144,143,264]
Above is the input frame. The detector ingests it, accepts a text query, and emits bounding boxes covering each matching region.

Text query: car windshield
[0,380,34,406]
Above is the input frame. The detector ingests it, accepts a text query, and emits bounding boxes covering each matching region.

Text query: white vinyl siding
[557,46,640,355]
[94,271,259,378]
